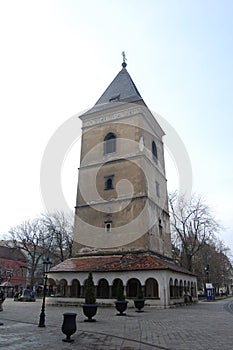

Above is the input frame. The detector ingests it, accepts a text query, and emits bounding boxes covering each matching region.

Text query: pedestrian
[0,290,5,312]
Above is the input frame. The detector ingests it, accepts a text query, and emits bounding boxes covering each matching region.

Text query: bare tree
[41,211,74,264]
[7,211,74,287]
[169,192,220,272]
[210,240,233,293]
[193,240,233,292]
[8,218,53,287]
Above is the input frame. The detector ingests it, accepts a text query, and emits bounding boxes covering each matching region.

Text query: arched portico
[48,278,56,296]
[56,279,68,297]
[145,278,159,298]
[169,278,174,298]
[70,279,81,297]
[112,278,124,298]
[48,262,198,307]
[174,279,179,298]
[126,278,141,298]
[179,280,183,297]
[97,278,109,298]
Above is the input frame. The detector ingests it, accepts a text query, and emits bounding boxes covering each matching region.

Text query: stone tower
[73,59,172,259]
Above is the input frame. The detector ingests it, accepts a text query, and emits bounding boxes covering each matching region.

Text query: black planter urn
[82,304,98,322]
[115,300,128,316]
[61,312,77,342]
[134,299,145,312]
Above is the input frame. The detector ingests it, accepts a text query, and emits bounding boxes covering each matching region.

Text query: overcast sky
[0,0,233,251]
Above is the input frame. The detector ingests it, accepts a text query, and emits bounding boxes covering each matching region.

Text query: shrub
[116,279,125,301]
[84,272,96,304]
[136,286,144,299]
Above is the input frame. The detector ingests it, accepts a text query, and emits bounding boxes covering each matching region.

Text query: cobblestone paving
[1,298,233,349]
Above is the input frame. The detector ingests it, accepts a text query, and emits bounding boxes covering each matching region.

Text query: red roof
[0,246,27,262]
[50,253,194,276]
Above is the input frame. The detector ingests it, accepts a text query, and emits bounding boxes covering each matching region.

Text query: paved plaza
[0,297,233,349]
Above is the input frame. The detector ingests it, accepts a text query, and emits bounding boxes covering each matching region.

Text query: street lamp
[38,257,52,327]
[205,264,210,283]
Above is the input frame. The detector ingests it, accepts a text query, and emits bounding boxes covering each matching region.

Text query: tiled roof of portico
[50,253,195,276]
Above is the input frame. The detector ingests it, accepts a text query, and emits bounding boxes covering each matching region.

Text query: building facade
[0,246,27,296]
[49,59,197,307]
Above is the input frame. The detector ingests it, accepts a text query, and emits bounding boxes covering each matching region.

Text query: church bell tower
[73,56,172,259]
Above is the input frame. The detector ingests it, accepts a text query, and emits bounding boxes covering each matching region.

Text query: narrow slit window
[105,222,111,232]
[156,181,160,197]
[152,141,158,163]
[105,175,114,190]
[159,219,163,236]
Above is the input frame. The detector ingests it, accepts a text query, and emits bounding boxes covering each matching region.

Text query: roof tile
[95,67,142,105]
[50,253,194,276]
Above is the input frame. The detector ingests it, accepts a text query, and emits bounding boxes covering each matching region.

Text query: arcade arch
[97,279,109,298]
[126,278,141,298]
[145,278,159,298]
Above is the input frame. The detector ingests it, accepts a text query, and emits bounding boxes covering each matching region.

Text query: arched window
[169,278,174,298]
[112,278,124,298]
[126,278,141,298]
[105,222,111,232]
[187,281,190,293]
[184,280,187,293]
[191,282,194,297]
[70,279,81,297]
[104,133,116,154]
[179,280,183,297]
[104,175,114,190]
[97,279,110,298]
[174,279,179,298]
[152,141,158,163]
[145,278,159,298]
[57,279,68,297]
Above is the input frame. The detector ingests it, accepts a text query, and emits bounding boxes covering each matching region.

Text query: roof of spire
[95,65,142,105]
[81,54,144,116]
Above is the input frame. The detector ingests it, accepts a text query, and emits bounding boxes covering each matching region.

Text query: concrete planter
[82,304,98,322]
[134,299,145,312]
[115,300,128,316]
[61,312,77,342]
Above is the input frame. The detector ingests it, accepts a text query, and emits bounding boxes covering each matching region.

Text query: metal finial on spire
[122,51,127,68]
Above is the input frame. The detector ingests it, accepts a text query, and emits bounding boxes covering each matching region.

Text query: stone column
[80,285,84,298]
[66,285,72,297]
[109,285,112,298]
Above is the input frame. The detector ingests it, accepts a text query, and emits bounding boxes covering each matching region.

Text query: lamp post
[38,257,52,327]
[205,264,210,283]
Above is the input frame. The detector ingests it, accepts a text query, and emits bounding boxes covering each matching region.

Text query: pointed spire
[81,54,145,116]
[122,51,127,68]
[94,53,142,105]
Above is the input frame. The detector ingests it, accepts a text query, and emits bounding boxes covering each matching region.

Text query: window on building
[156,181,160,197]
[104,133,116,154]
[105,175,114,190]
[152,141,158,163]
[159,219,163,236]
[6,268,13,278]
[105,222,112,232]
[109,94,120,102]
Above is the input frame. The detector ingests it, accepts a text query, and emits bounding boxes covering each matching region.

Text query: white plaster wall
[49,269,197,308]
